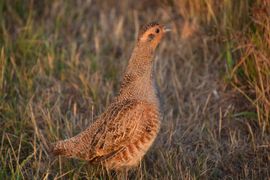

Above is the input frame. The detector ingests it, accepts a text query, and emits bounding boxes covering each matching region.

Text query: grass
[0,0,269,179]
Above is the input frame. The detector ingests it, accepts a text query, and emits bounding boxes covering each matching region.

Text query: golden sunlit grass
[0,0,269,179]
[229,2,270,133]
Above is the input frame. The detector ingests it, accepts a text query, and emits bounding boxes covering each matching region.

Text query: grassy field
[0,0,269,179]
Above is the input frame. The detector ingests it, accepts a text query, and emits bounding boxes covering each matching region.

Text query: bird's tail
[51,139,76,157]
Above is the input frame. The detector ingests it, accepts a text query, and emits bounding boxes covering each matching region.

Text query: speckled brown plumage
[52,22,168,171]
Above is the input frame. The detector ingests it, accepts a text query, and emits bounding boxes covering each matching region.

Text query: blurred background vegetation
[0,0,269,179]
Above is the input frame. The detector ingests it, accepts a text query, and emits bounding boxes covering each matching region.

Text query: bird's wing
[81,99,148,161]
[92,100,144,152]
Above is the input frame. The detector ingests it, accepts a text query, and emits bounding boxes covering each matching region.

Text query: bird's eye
[155,28,160,33]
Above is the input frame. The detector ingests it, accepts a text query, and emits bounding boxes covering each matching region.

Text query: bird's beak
[163,26,171,33]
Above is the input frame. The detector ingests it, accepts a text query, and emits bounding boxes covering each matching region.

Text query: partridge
[52,22,169,171]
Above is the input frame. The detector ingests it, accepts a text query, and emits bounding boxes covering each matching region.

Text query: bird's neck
[116,43,159,105]
[127,43,154,75]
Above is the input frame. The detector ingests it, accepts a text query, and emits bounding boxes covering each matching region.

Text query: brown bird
[52,22,169,172]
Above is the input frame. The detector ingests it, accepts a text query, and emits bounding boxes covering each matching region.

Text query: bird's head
[137,22,170,50]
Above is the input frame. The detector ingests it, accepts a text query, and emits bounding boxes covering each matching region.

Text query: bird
[52,22,169,172]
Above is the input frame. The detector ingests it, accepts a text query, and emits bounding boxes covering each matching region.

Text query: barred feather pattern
[52,100,160,170]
